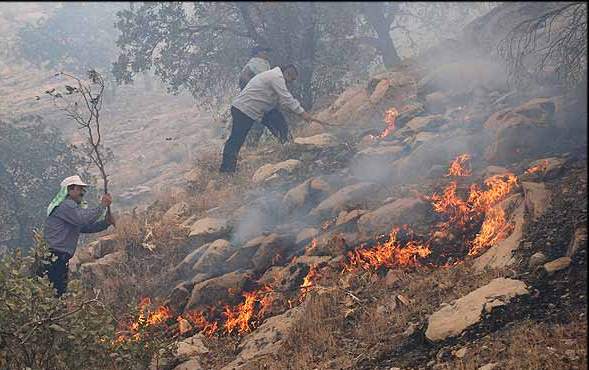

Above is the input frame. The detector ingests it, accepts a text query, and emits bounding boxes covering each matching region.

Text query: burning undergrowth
[343,153,520,272]
[114,154,525,345]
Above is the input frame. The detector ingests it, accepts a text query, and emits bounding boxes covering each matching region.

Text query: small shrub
[0,232,176,370]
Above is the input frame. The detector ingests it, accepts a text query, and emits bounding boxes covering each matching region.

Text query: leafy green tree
[113,2,361,109]
[0,116,88,250]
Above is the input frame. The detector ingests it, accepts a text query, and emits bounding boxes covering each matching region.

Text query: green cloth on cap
[47,186,107,220]
[47,186,68,217]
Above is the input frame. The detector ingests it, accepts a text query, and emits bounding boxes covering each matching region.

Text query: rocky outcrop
[294,134,338,149]
[191,239,233,275]
[282,178,331,214]
[79,251,126,284]
[522,181,551,220]
[188,217,231,241]
[425,278,529,341]
[185,271,253,312]
[484,97,560,165]
[252,159,301,184]
[309,182,379,219]
[357,197,429,236]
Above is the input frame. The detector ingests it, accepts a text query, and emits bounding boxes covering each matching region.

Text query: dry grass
[441,317,588,370]
[352,262,505,346]
[84,212,190,314]
[259,289,353,370]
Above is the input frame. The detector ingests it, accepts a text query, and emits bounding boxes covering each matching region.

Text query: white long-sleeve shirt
[232,67,305,122]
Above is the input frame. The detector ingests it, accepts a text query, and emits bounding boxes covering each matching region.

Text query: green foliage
[0,231,177,370]
[112,2,362,109]
[16,3,124,75]
[0,116,89,250]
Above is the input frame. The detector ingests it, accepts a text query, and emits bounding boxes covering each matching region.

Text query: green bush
[0,231,176,370]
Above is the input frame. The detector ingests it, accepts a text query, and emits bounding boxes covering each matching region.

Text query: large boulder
[79,251,126,284]
[171,243,211,280]
[521,181,551,221]
[252,159,301,184]
[176,333,209,359]
[309,182,380,219]
[353,145,406,164]
[484,97,560,165]
[399,114,448,134]
[425,278,528,341]
[165,281,194,314]
[188,217,231,241]
[386,133,479,185]
[294,134,338,149]
[192,239,234,275]
[185,271,253,312]
[250,234,295,273]
[282,178,332,214]
[357,197,429,236]
[315,86,370,126]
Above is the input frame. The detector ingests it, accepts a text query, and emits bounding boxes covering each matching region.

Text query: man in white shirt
[220,64,312,173]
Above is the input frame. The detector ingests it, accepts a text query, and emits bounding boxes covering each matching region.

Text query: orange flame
[469,206,513,256]
[371,107,399,140]
[345,228,431,272]
[299,264,319,302]
[184,310,219,337]
[223,285,274,335]
[446,154,471,177]
[525,160,549,175]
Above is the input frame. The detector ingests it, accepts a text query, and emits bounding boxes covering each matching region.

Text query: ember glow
[299,264,319,302]
[371,107,399,139]
[116,297,173,343]
[525,160,550,175]
[446,154,471,177]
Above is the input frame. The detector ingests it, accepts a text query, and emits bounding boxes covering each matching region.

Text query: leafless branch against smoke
[45,70,112,195]
[498,2,587,89]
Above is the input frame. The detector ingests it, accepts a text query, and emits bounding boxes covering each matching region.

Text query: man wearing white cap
[42,175,114,296]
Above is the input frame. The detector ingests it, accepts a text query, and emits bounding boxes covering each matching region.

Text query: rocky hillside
[68,7,587,369]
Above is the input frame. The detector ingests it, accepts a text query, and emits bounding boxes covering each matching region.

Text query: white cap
[60,175,89,188]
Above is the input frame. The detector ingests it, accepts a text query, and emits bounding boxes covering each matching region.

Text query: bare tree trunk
[298,2,317,109]
[361,3,401,68]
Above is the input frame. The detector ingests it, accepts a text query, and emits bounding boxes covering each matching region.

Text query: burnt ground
[358,158,588,370]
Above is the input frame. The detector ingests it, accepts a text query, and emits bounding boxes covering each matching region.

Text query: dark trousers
[38,250,71,297]
[220,107,290,173]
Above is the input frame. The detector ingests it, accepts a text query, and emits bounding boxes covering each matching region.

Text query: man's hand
[106,210,116,226]
[100,193,112,207]
[301,111,313,123]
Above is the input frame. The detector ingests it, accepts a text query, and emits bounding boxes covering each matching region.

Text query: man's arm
[270,74,305,115]
[55,202,105,228]
[80,219,110,234]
